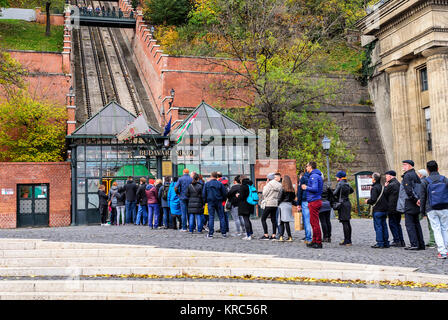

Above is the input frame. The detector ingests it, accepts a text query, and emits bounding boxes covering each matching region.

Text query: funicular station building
[66,101,257,225]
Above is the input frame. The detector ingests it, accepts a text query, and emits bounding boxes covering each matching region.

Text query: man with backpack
[397,160,425,250]
[419,160,448,259]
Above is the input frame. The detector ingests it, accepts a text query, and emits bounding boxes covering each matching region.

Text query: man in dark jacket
[135,177,148,225]
[301,161,323,248]
[203,171,228,238]
[398,160,425,250]
[124,176,138,224]
[297,171,312,244]
[366,172,390,248]
[419,160,448,259]
[175,169,193,231]
[384,170,405,247]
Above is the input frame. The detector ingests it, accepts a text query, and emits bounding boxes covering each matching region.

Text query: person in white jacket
[259,172,282,240]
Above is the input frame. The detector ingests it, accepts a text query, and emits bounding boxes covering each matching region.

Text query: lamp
[164,138,170,147]
[322,135,331,151]
[322,135,331,186]
[168,88,175,112]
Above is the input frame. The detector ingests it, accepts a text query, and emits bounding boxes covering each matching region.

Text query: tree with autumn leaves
[0,50,67,162]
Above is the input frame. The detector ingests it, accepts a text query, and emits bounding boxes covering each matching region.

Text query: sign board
[357,174,373,198]
[354,171,373,217]
[1,188,14,195]
[162,161,172,176]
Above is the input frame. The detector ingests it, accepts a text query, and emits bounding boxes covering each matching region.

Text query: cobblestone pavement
[0,217,446,275]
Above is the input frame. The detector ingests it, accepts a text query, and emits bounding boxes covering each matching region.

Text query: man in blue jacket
[301,161,324,248]
[297,171,312,244]
[175,168,193,231]
[203,171,228,238]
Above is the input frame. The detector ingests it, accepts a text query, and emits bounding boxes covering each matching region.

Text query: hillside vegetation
[0,19,63,52]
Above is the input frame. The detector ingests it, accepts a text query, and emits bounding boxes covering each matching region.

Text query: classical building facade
[358,0,448,174]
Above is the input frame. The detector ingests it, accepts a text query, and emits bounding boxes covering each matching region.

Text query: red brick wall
[255,159,298,192]
[0,162,71,228]
[35,8,65,25]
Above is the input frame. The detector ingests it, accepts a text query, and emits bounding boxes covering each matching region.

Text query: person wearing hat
[384,170,405,247]
[417,169,436,248]
[397,160,425,250]
[259,172,282,240]
[333,171,354,246]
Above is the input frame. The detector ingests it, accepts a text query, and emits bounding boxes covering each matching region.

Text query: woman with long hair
[274,175,296,241]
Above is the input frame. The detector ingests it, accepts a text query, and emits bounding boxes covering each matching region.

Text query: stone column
[385,64,412,172]
[423,47,448,175]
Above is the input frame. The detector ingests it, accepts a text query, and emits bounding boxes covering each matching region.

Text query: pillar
[385,64,412,173]
[423,47,448,175]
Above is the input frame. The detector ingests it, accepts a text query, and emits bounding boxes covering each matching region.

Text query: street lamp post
[322,135,331,187]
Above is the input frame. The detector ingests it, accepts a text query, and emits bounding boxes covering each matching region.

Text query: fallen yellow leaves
[79,273,448,291]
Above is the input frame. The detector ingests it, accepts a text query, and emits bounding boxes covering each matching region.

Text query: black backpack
[162,184,169,201]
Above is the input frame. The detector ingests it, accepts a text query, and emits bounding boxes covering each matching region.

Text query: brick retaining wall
[0,162,71,229]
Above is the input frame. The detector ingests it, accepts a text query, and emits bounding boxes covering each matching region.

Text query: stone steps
[0,265,446,285]
[0,280,447,300]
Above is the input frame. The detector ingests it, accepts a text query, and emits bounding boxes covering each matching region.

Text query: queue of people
[96,158,448,259]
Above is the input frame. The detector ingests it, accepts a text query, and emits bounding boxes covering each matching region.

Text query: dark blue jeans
[388,212,404,243]
[207,202,226,236]
[180,199,188,230]
[125,200,136,224]
[147,203,159,228]
[162,207,171,228]
[373,211,389,247]
[189,213,204,232]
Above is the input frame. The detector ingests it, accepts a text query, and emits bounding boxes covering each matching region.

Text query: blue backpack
[425,175,448,209]
[247,184,259,205]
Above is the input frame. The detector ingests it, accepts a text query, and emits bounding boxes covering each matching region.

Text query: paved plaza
[0,217,445,275]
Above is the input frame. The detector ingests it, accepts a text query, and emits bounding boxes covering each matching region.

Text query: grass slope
[0,19,63,52]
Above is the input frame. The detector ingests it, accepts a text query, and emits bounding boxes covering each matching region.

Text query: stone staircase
[0,238,448,299]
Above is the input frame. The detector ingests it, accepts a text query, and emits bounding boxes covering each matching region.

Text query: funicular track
[74,0,140,118]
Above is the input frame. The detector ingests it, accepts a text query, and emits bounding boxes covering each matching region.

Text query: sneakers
[242,235,252,240]
[285,237,293,242]
[222,233,227,238]
[269,235,276,240]
[304,240,312,245]
[322,237,331,243]
[272,236,284,242]
[205,234,213,239]
[180,229,188,232]
[438,253,447,259]
[340,241,352,246]
[310,242,322,249]
[426,243,436,248]
[259,235,270,240]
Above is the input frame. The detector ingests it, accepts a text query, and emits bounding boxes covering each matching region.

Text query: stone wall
[0,162,72,229]
[319,106,388,175]
[35,8,65,25]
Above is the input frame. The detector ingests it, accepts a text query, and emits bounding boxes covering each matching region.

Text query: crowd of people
[97,159,448,259]
[74,4,133,19]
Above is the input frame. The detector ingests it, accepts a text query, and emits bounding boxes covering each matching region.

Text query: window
[420,68,428,91]
[424,107,432,151]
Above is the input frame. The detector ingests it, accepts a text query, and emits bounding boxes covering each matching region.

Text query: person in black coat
[384,170,405,247]
[399,160,425,250]
[187,173,204,233]
[135,177,148,225]
[320,178,335,243]
[333,171,354,246]
[366,172,390,248]
[124,176,138,224]
[238,176,255,240]
[227,176,246,235]
[98,185,108,225]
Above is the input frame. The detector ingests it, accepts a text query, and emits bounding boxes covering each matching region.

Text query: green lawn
[0,19,63,52]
